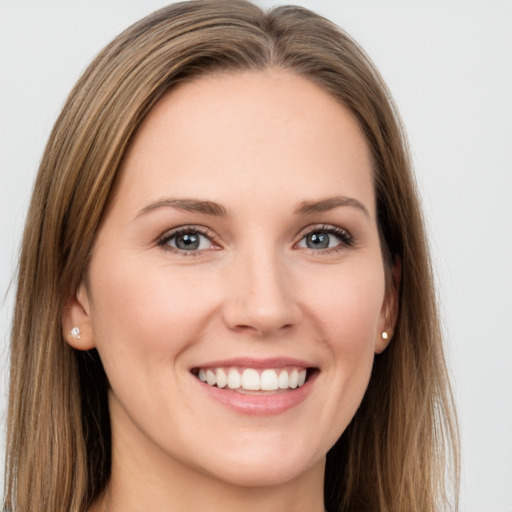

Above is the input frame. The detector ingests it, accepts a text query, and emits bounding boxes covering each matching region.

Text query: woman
[4,1,459,511]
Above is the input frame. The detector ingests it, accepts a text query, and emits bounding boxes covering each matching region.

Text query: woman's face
[68,70,396,489]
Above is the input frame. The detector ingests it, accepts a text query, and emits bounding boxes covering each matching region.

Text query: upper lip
[190,357,317,370]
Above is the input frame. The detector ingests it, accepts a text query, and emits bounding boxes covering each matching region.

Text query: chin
[192,442,326,488]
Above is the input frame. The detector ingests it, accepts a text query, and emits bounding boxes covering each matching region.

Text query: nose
[222,248,302,337]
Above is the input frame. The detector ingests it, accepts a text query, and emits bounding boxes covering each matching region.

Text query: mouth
[191,366,317,394]
[190,358,319,414]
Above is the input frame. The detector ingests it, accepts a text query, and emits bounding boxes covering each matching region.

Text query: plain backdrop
[1,1,511,510]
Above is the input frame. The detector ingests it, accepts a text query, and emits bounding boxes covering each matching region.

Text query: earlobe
[62,284,96,350]
[375,256,401,354]
[375,330,392,354]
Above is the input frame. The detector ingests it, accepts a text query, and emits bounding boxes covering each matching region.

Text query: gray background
[1,1,511,510]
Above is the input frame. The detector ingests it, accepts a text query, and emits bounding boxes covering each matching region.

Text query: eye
[296,225,353,251]
[158,227,217,252]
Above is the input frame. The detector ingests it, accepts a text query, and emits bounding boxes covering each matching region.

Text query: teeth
[242,369,260,390]
[197,367,308,391]
[289,369,298,389]
[206,369,216,386]
[216,368,227,388]
[260,369,279,391]
[278,369,289,389]
[227,368,241,389]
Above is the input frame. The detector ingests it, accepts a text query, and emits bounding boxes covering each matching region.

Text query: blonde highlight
[5,1,459,511]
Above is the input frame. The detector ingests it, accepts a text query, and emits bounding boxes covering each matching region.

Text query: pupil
[176,233,199,250]
[307,233,329,249]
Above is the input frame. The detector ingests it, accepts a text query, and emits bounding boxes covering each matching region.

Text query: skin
[64,69,398,512]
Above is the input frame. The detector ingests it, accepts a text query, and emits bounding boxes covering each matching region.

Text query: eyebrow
[135,195,369,220]
[135,198,227,219]
[294,196,371,218]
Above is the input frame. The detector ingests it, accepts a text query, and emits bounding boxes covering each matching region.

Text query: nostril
[223,300,302,337]
[231,322,295,338]
[221,262,302,335]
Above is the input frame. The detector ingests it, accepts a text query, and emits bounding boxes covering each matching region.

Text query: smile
[190,359,318,415]
[195,367,308,392]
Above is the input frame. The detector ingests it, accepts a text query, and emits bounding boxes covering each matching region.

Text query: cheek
[312,285,383,446]
[87,253,220,369]
[308,263,385,347]
[305,263,385,418]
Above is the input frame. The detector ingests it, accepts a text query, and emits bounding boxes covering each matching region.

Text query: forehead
[113,69,375,218]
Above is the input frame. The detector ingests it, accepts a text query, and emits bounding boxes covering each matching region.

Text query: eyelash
[295,224,354,254]
[157,224,354,255]
[157,226,219,255]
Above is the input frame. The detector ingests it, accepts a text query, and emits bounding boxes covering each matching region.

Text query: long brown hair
[4,1,459,511]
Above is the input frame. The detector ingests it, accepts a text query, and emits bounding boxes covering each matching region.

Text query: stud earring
[69,326,81,340]
[381,331,389,341]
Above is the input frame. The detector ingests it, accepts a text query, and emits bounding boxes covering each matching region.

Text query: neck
[91,455,326,512]
[93,466,326,512]
[90,399,326,512]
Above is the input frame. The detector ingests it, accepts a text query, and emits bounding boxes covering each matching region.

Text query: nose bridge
[223,238,300,336]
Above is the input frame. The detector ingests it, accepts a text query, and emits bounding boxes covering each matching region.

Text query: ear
[62,283,96,350]
[375,256,401,354]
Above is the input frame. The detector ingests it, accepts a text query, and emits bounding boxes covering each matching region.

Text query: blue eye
[297,226,352,250]
[160,229,214,252]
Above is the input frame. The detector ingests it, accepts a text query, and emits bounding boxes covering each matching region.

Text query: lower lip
[194,372,317,416]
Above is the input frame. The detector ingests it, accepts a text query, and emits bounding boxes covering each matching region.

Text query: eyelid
[294,223,354,251]
[156,223,354,255]
[157,225,221,252]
